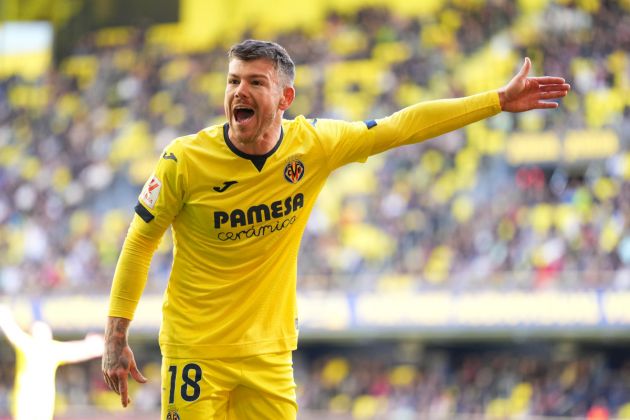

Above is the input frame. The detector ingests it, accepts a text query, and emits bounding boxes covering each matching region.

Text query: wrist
[106,316,130,341]
[497,88,507,111]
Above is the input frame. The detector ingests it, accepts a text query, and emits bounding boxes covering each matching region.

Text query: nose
[234,81,249,98]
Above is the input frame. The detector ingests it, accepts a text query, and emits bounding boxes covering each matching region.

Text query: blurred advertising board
[2,291,630,339]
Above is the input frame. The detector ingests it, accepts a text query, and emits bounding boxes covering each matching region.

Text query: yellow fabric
[161,352,297,420]
[108,90,501,359]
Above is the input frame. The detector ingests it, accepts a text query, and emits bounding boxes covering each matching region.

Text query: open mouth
[234,107,255,123]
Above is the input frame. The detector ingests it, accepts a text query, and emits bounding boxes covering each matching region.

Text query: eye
[252,80,264,86]
[228,78,239,85]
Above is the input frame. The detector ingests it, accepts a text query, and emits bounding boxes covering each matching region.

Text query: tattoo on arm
[104,317,130,368]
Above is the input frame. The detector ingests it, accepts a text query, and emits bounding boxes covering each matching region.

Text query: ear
[279,86,295,111]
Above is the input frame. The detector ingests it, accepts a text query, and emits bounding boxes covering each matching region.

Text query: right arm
[102,222,160,408]
[0,304,30,350]
[102,316,145,407]
[103,139,187,407]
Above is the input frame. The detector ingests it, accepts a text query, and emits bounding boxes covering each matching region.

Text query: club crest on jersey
[284,159,305,184]
[166,408,180,420]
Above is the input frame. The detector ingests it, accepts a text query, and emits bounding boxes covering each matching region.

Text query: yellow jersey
[108,91,501,359]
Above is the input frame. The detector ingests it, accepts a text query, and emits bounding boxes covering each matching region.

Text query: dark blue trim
[135,202,155,223]
[364,119,377,129]
[222,123,283,172]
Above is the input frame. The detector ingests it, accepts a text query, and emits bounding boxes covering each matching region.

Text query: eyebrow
[227,72,270,79]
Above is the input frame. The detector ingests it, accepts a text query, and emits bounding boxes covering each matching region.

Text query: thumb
[130,364,148,384]
[517,57,531,79]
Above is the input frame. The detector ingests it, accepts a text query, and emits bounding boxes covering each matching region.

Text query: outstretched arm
[57,333,104,364]
[0,305,31,350]
[315,58,570,170]
[498,57,570,112]
[102,316,146,408]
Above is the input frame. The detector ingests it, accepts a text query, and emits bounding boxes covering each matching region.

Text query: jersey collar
[222,123,284,172]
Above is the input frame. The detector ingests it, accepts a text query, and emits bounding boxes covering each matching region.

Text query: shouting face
[224,58,294,149]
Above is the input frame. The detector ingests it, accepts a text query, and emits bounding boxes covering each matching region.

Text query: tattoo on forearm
[104,317,130,368]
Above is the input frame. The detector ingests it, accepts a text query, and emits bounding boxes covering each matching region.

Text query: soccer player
[0,305,103,420]
[102,39,570,419]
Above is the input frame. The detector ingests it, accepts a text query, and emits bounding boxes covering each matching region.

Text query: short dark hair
[228,39,295,86]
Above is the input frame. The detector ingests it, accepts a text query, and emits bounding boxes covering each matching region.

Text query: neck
[229,121,282,156]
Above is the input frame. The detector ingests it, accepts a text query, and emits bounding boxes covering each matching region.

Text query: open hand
[499,57,571,112]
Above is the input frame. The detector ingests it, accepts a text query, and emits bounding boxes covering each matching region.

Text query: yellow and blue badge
[284,159,305,184]
[166,407,180,420]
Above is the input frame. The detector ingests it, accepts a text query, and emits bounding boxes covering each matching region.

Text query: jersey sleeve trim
[364,119,377,129]
[135,202,155,223]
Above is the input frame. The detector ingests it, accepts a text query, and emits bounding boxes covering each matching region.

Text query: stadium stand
[1,1,629,296]
[1,0,630,418]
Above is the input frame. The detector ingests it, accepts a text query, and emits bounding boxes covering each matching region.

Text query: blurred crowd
[2,2,630,417]
[2,341,630,419]
[1,0,630,297]
[294,342,630,419]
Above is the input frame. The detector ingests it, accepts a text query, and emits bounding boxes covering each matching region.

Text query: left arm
[57,333,104,364]
[312,57,569,169]
[370,57,570,156]
[314,91,502,170]
[498,57,569,112]
[369,90,501,156]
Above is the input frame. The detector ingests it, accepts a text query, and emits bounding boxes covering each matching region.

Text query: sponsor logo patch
[213,193,305,241]
[284,159,305,184]
[140,175,162,209]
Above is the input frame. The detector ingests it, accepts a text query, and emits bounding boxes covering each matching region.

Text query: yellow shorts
[160,351,297,420]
